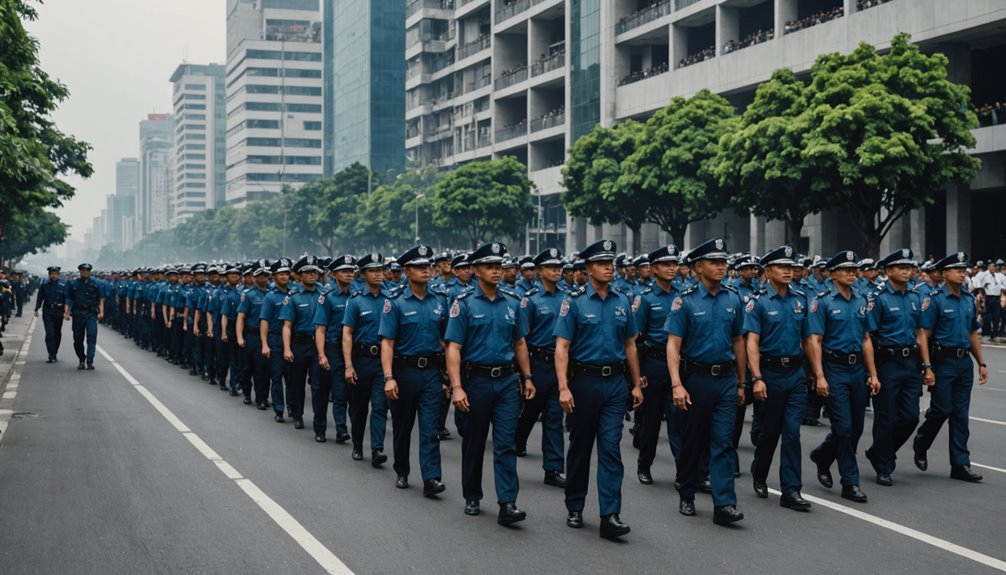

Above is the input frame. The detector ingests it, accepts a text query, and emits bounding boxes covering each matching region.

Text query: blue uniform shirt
[313,286,350,343]
[280,287,321,334]
[553,282,637,365]
[445,284,528,365]
[665,282,743,364]
[236,286,270,330]
[378,285,446,356]
[633,282,678,349]
[342,288,387,345]
[260,289,290,339]
[920,287,979,348]
[807,289,869,353]
[66,277,103,310]
[521,285,565,350]
[742,283,807,358]
[35,279,68,310]
[866,283,922,347]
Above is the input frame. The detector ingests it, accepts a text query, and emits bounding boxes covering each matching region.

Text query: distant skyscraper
[138,113,174,237]
[170,63,227,224]
[112,157,139,250]
[325,0,406,177]
[225,0,324,206]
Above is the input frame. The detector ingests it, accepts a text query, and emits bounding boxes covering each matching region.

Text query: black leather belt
[244,327,261,337]
[45,303,64,310]
[467,363,515,379]
[529,347,555,362]
[74,304,98,312]
[877,345,918,360]
[642,344,667,359]
[291,332,314,343]
[394,354,439,369]
[687,360,735,377]
[354,342,381,357]
[762,355,803,369]
[824,350,863,365]
[933,345,968,361]
[573,362,624,377]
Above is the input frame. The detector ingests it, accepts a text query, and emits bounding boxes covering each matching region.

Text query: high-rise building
[406,0,1006,257]
[225,0,324,206]
[170,63,227,224]
[114,157,140,250]
[324,0,407,177]
[138,114,174,238]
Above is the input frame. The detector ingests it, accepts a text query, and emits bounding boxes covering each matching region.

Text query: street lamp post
[415,193,425,243]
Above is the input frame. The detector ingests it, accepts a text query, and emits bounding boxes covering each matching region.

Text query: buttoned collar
[884,282,906,296]
[764,282,789,299]
[473,282,502,302]
[695,280,722,299]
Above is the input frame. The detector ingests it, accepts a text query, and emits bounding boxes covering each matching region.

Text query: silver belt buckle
[780,357,790,367]
[901,347,911,358]
[956,348,966,358]
[490,366,502,378]
[848,354,858,365]
[369,345,380,355]
[416,357,428,368]
[601,365,613,377]
[710,364,722,376]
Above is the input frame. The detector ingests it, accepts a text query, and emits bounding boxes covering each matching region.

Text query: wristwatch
[384,375,395,382]
[751,375,763,384]
[921,363,933,370]
[980,363,988,368]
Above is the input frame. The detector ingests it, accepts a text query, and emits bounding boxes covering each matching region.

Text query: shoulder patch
[350,290,363,298]
[792,288,806,298]
[318,294,325,305]
[631,295,641,313]
[383,299,393,313]
[282,296,290,305]
[810,299,819,313]
[745,299,755,312]
[500,288,520,300]
[921,297,930,311]
[520,297,528,309]
[671,297,683,311]
[681,285,698,297]
[866,298,875,312]
[559,298,571,317]
[449,300,461,318]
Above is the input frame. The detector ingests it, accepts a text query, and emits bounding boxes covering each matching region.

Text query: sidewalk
[0,313,37,443]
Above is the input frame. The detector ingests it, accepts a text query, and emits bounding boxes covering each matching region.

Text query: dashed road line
[972,462,1006,475]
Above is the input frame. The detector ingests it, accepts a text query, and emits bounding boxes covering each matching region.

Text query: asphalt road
[2,316,1006,574]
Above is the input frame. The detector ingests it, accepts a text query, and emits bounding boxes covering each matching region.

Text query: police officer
[439,253,473,440]
[260,258,294,423]
[34,266,67,363]
[446,242,535,524]
[913,252,987,483]
[554,239,643,539]
[65,263,104,370]
[631,245,680,485]
[515,248,568,489]
[515,256,537,296]
[313,255,354,444]
[218,264,244,396]
[280,255,324,433]
[237,259,272,409]
[744,246,812,511]
[806,251,881,504]
[863,249,924,487]
[342,253,392,466]
[502,257,519,290]
[666,239,746,525]
[379,245,447,496]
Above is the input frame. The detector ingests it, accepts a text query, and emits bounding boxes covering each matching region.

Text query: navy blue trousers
[914,355,974,466]
[515,355,565,473]
[391,366,443,481]
[751,365,806,495]
[565,372,628,516]
[42,311,64,358]
[811,363,867,487]
[71,312,98,362]
[242,332,271,403]
[461,372,521,504]
[866,355,922,475]
[637,354,671,472]
[267,335,288,416]
[348,354,389,451]
[676,372,738,506]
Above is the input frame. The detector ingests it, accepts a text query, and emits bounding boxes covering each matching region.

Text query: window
[246,49,322,62]
[247,119,281,129]
[184,83,207,91]
[304,121,322,131]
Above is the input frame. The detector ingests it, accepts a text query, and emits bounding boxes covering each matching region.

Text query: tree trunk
[630,223,642,255]
[785,214,804,248]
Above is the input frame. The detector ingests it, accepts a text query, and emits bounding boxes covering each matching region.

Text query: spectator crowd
[784,5,844,34]
[856,0,892,10]
[679,46,715,69]
[722,29,774,54]
[619,61,669,86]
[975,102,1005,127]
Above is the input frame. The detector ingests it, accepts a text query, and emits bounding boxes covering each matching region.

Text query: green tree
[561,120,647,253]
[716,69,822,245]
[0,206,68,266]
[619,89,737,247]
[307,163,371,255]
[431,157,534,250]
[0,1,92,257]
[801,33,979,256]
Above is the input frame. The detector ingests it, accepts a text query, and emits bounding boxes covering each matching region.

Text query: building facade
[324,0,407,177]
[224,0,325,206]
[406,0,1006,258]
[138,114,175,239]
[170,63,227,225]
[113,157,140,250]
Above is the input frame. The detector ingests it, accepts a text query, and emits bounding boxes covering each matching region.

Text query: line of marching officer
[91,239,987,540]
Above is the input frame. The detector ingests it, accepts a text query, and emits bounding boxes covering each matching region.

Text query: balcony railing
[496,0,530,23]
[531,50,565,77]
[530,111,564,132]
[674,0,701,9]
[616,0,671,35]
[464,75,492,94]
[495,121,527,142]
[407,0,455,18]
[457,34,492,60]
[494,66,528,90]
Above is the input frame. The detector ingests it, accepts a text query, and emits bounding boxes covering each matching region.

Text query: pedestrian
[514,248,568,490]
[65,263,104,370]
[314,255,355,444]
[913,251,987,483]
[379,244,448,496]
[806,251,881,504]
[280,255,324,433]
[341,252,392,466]
[666,239,747,525]
[34,265,67,363]
[744,246,812,511]
[445,242,535,525]
[554,238,643,539]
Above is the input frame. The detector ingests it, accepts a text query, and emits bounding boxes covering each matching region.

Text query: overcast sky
[26,0,226,242]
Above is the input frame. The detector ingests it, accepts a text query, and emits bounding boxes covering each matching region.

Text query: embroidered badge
[282,296,290,305]
[745,299,755,312]
[867,299,874,312]
[921,297,930,311]
[794,301,803,314]
[559,299,570,317]
[631,295,641,313]
[810,299,819,313]
[520,297,528,309]
[318,295,325,305]
[383,299,392,313]
[449,301,460,318]
[671,297,683,312]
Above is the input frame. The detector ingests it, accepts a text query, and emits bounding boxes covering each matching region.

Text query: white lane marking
[981,387,1005,392]
[767,488,1006,572]
[972,463,1006,475]
[6,383,18,391]
[970,416,1006,427]
[1,391,16,400]
[0,317,36,445]
[95,345,354,575]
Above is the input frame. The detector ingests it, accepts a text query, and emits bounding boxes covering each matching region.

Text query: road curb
[0,315,37,445]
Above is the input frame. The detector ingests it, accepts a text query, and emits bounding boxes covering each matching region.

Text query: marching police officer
[218,264,244,396]
[631,245,680,485]
[806,251,880,504]
[342,253,392,466]
[666,239,747,525]
[439,253,473,440]
[34,266,67,363]
[863,249,924,486]
[314,255,355,444]
[260,258,294,422]
[744,246,812,511]
[515,248,568,489]
[446,242,535,525]
[236,260,272,409]
[554,239,643,539]
[65,263,104,370]
[913,252,987,482]
[379,245,447,496]
[281,255,324,433]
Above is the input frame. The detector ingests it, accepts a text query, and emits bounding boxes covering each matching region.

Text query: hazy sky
[26,0,226,242]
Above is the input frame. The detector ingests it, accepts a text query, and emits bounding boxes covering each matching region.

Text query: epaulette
[681,284,699,297]
[500,287,521,299]
[568,286,586,298]
[455,288,473,300]
[430,284,449,297]
[720,283,738,294]
[792,287,806,299]
[640,287,653,296]
[817,290,830,298]
[522,286,540,298]
[349,289,363,298]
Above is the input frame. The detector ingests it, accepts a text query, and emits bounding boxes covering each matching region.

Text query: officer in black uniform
[34,266,68,362]
[65,263,104,370]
